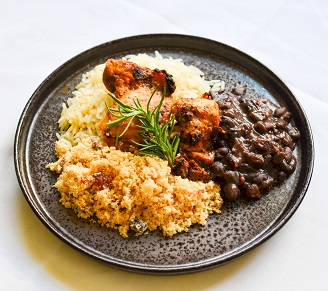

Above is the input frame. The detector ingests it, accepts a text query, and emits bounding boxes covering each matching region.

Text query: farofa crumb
[47,137,223,238]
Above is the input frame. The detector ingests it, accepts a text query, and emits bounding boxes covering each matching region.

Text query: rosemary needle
[105,89,180,167]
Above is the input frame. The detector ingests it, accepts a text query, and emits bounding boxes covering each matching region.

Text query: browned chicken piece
[172,97,221,152]
[171,95,222,181]
[103,58,175,97]
[101,59,175,149]
[101,59,222,182]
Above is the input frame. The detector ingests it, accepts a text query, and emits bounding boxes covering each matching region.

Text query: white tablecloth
[1,1,327,290]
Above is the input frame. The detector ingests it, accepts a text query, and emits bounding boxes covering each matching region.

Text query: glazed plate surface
[14,34,314,274]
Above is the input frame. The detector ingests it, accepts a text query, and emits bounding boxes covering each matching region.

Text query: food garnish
[105,88,180,168]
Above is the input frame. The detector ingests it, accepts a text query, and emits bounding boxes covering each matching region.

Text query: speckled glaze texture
[14,34,314,274]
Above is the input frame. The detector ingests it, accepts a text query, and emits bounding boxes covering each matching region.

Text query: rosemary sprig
[105,89,180,167]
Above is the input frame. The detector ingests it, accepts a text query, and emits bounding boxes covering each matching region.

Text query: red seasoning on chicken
[171,96,222,181]
[101,59,175,148]
[101,58,222,181]
[103,58,176,97]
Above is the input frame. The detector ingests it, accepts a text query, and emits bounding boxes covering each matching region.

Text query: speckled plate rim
[14,34,314,275]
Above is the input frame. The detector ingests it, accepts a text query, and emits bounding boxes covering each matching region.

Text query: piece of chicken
[171,95,222,180]
[101,59,175,149]
[171,96,221,152]
[101,59,221,181]
[103,58,175,98]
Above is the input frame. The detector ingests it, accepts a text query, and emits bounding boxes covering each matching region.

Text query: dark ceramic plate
[14,34,314,275]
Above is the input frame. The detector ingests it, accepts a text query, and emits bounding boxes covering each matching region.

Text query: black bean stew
[209,86,300,201]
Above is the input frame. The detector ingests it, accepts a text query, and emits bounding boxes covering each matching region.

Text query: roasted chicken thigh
[101,59,221,181]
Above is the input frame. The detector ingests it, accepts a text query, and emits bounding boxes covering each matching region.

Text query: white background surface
[1,0,327,290]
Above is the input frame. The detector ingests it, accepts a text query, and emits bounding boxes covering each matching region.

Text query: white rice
[57,63,109,145]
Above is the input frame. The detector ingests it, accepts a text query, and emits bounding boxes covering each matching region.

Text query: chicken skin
[101,59,175,148]
[171,96,221,181]
[103,58,175,98]
[172,97,221,152]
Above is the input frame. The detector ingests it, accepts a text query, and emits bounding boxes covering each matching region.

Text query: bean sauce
[210,86,300,201]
